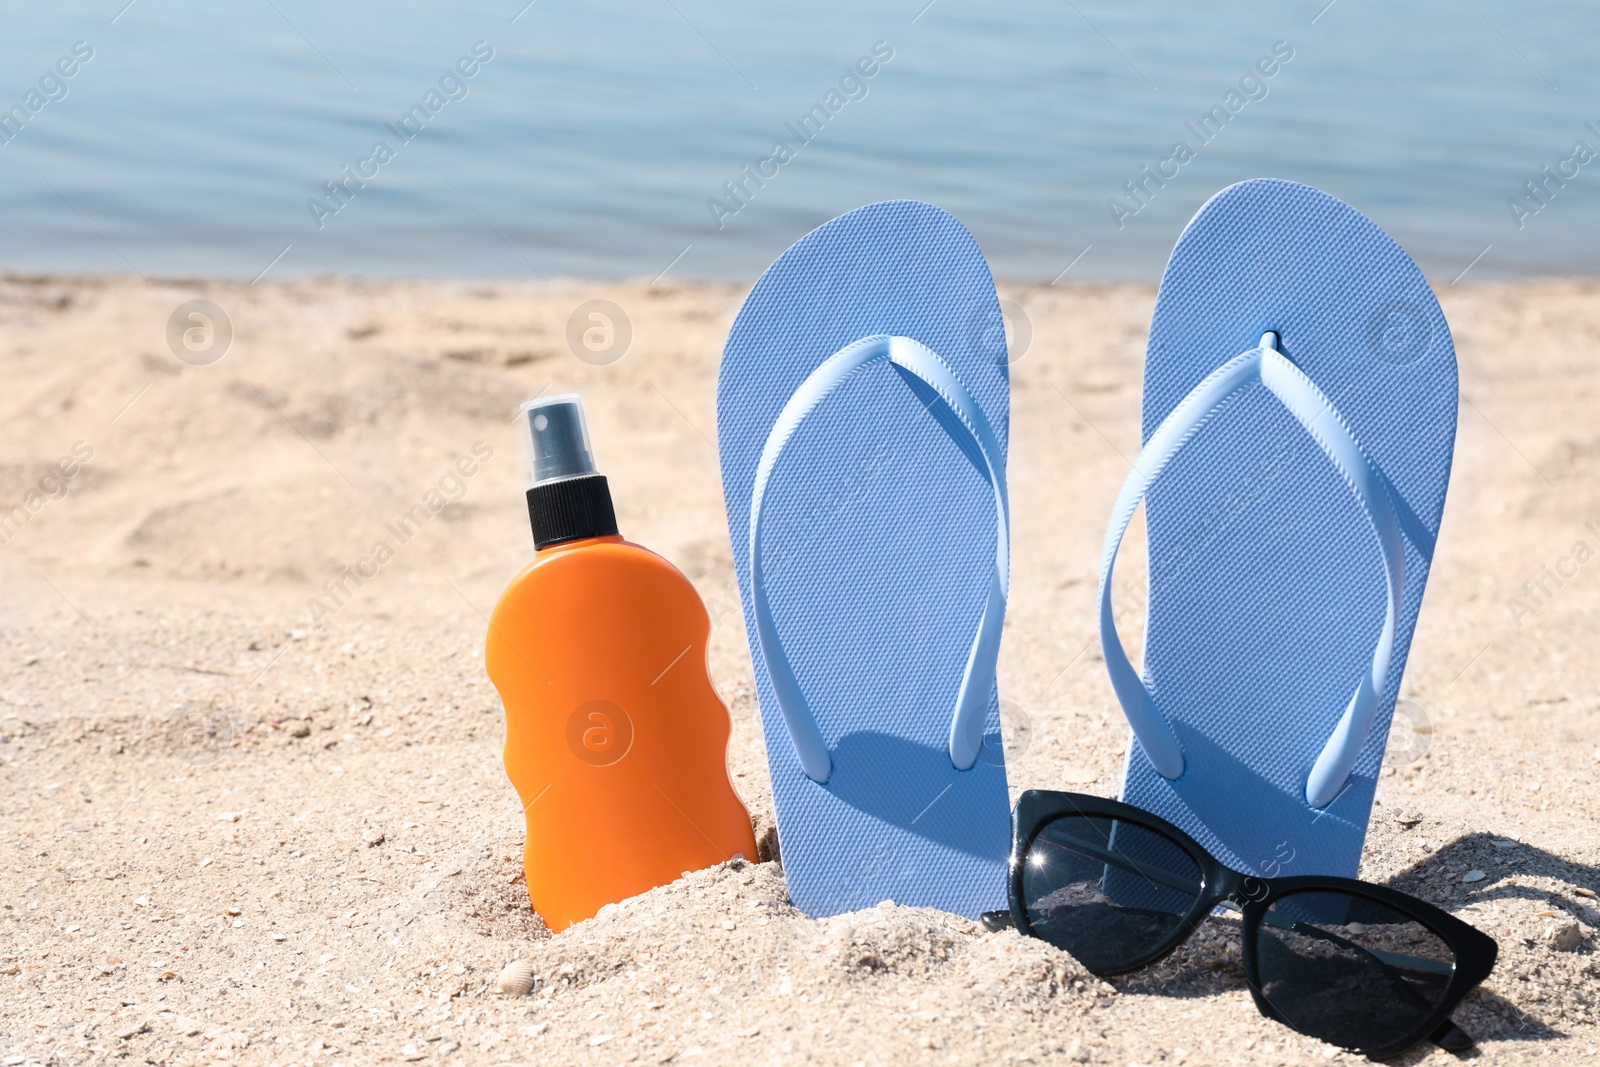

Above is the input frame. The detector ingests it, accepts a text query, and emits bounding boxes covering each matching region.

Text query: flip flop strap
[749,334,1009,784]
[1098,332,1403,808]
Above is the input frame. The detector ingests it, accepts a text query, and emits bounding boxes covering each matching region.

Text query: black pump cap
[526,474,619,549]
[519,393,619,549]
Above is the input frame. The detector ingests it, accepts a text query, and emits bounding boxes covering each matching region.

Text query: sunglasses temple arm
[1249,908,1453,977]
[1283,921,1439,1012]
[1429,1019,1475,1053]
[1266,916,1474,1053]
[1040,832,1205,897]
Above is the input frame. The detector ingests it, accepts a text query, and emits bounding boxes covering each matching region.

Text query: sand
[0,272,1596,1066]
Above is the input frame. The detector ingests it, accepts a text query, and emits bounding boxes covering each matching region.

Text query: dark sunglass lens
[1021,813,1204,973]
[1253,890,1456,1051]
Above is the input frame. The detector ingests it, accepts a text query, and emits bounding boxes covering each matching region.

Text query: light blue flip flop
[718,200,1013,919]
[1099,179,1457,880]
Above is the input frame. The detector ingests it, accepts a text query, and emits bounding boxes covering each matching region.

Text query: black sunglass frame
[1008,790,1498,1059]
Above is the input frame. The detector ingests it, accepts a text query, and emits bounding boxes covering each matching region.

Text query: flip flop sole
[719,200,1013,918]
[1124,179,1457,878]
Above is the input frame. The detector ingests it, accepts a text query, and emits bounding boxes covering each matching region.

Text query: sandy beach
[0,272,1596,1065]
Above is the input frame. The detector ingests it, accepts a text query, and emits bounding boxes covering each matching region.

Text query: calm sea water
[2,0,1597,283]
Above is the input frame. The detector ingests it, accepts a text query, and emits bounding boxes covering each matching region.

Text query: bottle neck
[536,532,625,556]
[526,474,619,549]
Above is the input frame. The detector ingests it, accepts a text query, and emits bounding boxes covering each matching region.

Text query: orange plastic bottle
[485,394,757,931]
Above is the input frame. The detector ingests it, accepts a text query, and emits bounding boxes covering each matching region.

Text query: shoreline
[8,269,1600,289]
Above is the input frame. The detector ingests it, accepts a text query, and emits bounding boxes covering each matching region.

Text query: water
[1,0,1597,283]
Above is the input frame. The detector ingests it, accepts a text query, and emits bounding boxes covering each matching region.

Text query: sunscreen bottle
[486,394,757,930]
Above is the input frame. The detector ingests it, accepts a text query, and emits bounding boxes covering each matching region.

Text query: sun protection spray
[485,393,757,930]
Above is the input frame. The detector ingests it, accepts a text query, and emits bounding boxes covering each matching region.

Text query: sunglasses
[990,790,1497,1058]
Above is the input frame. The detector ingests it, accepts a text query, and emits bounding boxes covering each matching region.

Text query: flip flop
[718,200,1013,919]
[1098,179,1457,880]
